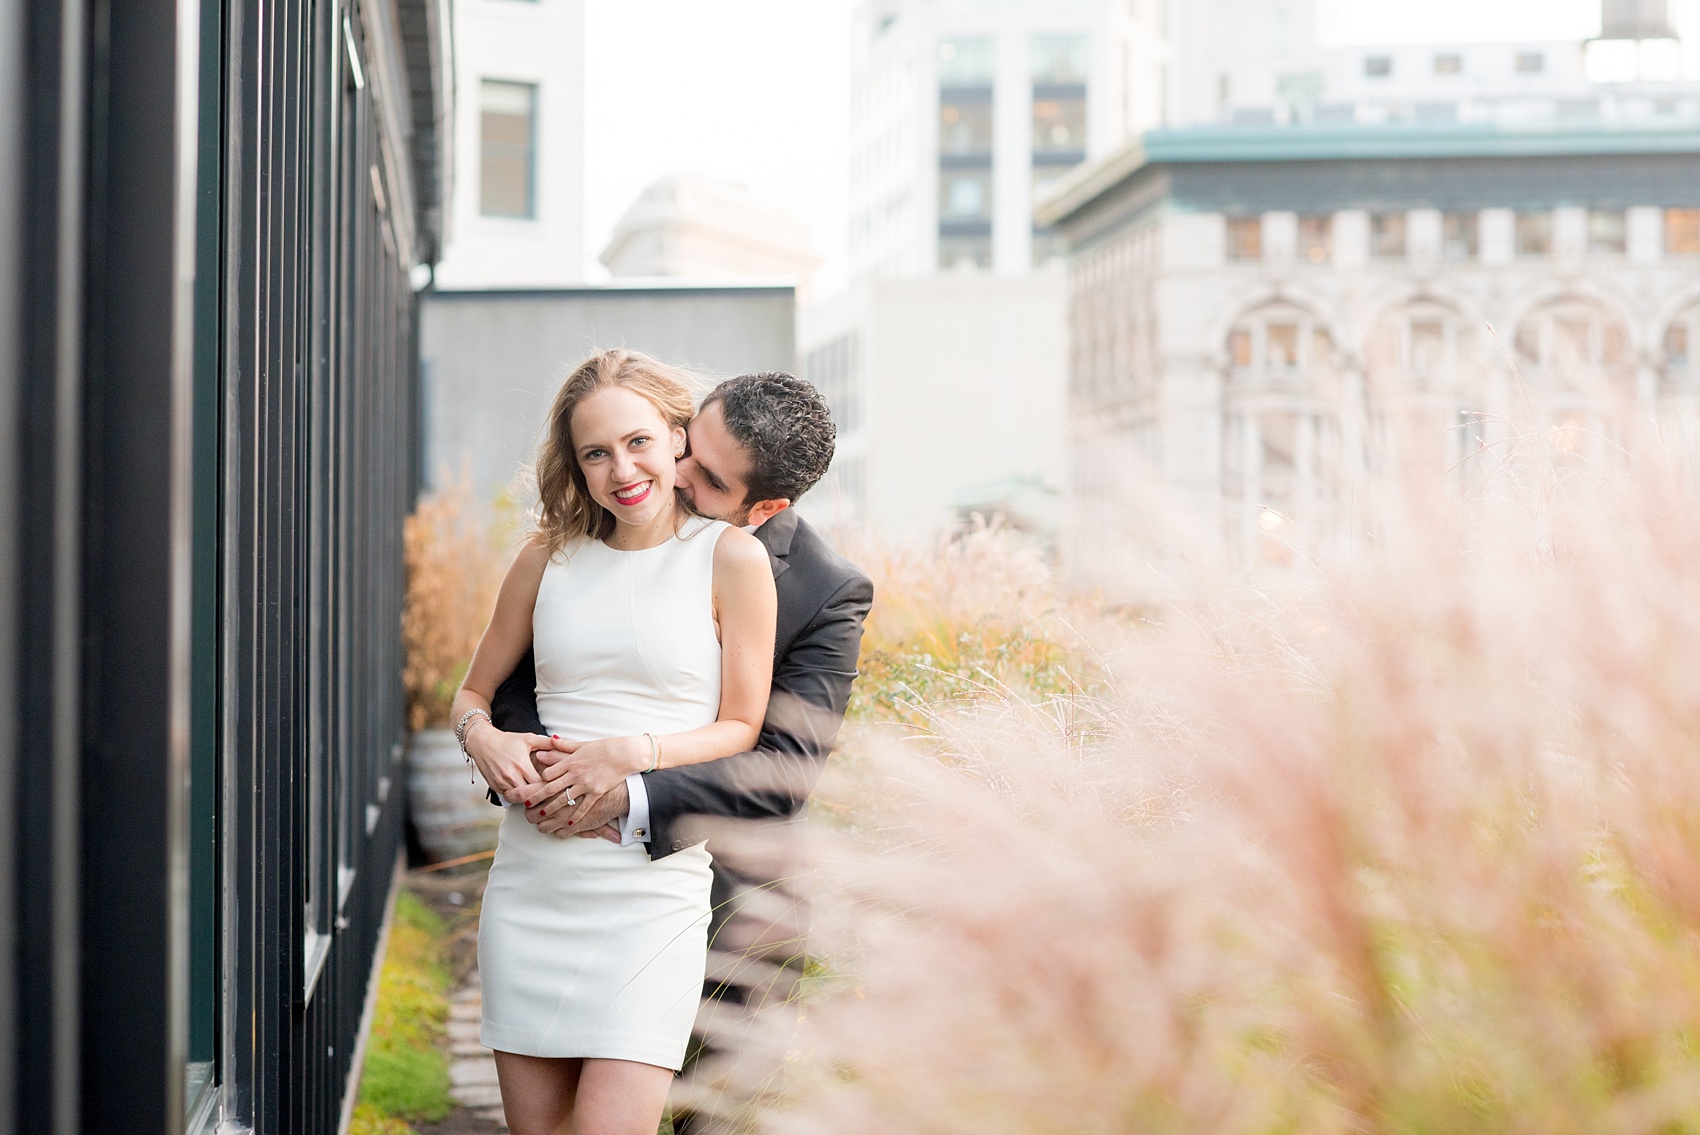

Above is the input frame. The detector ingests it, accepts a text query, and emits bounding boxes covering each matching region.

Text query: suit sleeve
[480,648,548,805]
[640,571,874,858]
[490,648,548,736]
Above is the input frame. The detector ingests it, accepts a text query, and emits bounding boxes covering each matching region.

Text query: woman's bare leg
[493,1051,582,1135]
[570,1058,675,1135]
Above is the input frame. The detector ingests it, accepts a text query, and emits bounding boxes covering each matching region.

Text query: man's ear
[745,498,792,528]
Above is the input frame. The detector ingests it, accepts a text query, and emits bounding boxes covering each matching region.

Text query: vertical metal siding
[0,0,433,1131]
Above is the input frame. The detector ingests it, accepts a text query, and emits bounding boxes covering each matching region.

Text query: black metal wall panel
[0,0,436,1131]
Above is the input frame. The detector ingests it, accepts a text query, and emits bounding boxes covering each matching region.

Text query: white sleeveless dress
[478,516,727,1068]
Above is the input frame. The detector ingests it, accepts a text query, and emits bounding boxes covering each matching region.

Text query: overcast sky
[582,0,1693,293]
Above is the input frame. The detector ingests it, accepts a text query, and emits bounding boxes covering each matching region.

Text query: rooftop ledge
[1036,120,1700,229]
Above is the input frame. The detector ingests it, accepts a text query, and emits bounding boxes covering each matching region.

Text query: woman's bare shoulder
[505,535,553,583]
[712,524,771,575]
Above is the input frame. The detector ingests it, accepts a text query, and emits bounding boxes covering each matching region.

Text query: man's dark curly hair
[702,371,837,505]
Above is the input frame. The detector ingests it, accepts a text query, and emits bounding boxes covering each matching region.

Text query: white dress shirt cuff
[619,772,652,844]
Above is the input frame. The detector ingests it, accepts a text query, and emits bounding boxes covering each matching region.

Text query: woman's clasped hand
[503,734,653,824]
[462,717,555,797]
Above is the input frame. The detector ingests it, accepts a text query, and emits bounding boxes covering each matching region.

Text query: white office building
[432,0,584,288]
[807,0,1168,540]
[848,0,1166,279]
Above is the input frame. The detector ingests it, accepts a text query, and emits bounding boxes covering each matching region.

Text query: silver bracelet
[455,708,493,753]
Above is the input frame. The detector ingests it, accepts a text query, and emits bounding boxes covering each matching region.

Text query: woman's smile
[612,480,653,506]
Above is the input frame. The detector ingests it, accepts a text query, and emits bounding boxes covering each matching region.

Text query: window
[1589,209,1626,255]
[939,36,996,86]
[1230,329,1253,367]
[939,233,992,271]
[480,79,536,218]
[1660,305,1700,398]
[938,42,994,266]
[1227,216,1262,261]
[1667,323,1690,371]
[1277,72,1326,110]
[1434,53,1463,75]
[1032,228,1067,267]
[1032,34,1088,199]
[1364,303,1485,480]
[1443,212,1478,260]
[1516,51,1545,73]
[1033,95,1087,155]
[1515,299,1627,372]
[1298,215,1332,264]
[1513,297,1634,463]
[1372,212,1407,259]
[939,170,992,220]
[1410,319,1447,374]
[1032,164,1070,202]
[804,332,863,434]
[1515,211,1552,257]
[939,97,994,155]
[1667,208,1700,255]
[1222,303,1344,564]
[1031,34,1089,85]
[1365,55,1392,77]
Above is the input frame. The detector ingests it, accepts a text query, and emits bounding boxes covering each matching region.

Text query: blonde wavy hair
[533,349,697,553]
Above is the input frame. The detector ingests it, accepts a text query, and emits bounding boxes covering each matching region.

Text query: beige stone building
[1039,120,1700,584]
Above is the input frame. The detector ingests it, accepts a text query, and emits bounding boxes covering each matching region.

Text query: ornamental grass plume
[774,437,1700,1134]
[401,473,510,730]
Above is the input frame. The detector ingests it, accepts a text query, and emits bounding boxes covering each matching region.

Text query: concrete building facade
[799,271,1068,538]
[433,0,585,287]
[1040,122,1700,585]
[421,286,796,506]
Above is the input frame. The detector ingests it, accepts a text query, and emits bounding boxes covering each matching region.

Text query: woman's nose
[610,451,638,480]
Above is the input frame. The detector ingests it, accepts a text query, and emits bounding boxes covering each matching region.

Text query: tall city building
[805,1,1168,540]
[847,0,1166,280]
[433,0,585,288]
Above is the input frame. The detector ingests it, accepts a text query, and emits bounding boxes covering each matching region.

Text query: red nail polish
[567,820,574,826]
[525,801,532,807]
[552,734,560,739]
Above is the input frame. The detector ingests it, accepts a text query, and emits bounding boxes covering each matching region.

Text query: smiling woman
[445,347,776,1135]
[533,350,697,548]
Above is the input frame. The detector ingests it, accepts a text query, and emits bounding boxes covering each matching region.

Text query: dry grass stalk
[402,475,510,730]
[772,434,1700,1134]
[841,520,1087,726]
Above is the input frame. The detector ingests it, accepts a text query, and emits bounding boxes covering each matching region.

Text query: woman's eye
[584,448,606,460]
[630,436,649,448]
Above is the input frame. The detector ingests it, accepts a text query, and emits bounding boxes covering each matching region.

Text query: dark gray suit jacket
[489,509,874,859]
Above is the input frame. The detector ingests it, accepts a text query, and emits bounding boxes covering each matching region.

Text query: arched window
[1512,296,1633,465]
[1658,300,1700,457]
[1661,301,1700,396]
[1221,302,1343,564]
[1364,300,1488,482]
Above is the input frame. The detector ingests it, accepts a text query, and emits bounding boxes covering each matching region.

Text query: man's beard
[679,486,750,527]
